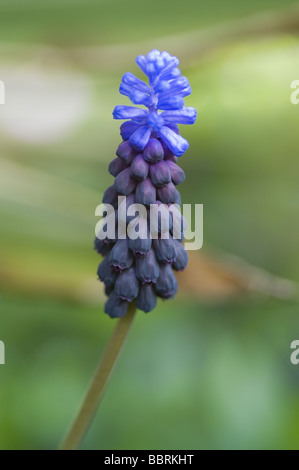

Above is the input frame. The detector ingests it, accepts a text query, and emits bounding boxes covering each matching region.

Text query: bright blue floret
[96,50,196,318]
[113,50,197,157]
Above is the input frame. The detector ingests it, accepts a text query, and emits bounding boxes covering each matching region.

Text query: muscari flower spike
[95,49,197,318]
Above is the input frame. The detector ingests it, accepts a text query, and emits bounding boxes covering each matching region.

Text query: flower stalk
[60,303,136,450]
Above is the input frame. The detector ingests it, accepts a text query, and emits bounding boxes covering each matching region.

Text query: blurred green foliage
[0,0,299,450]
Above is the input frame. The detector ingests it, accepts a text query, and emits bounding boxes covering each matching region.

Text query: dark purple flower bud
[120,121,141,141]
[136,284,157,313]
[94,237,113,256]
[130,154,149,181]
[102,185,118,208]
[143,138,164,163]
[128,230,152,256]
[165,160,185,185]
[157,182,181,204]
[153,237,177,264]
[97,256,118,287]
[108,157,128,177]
[105,291,129,318]
[110,239,134,271]
[155,264,178,298]
[136,248,160,284]
[135,178,156,206]
[172,240,188,271]
[114,267,139,301]
[114,167,137,195]
[150,161,171,188]
[116,141,137,164]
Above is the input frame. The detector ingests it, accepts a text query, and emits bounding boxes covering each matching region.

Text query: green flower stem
[60,303,136,450]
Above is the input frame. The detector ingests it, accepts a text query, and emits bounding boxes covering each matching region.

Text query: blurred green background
[0,0,299,450]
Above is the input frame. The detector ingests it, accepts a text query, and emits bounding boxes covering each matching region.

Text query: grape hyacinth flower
[61,50,197,450]
[95,50,197,318]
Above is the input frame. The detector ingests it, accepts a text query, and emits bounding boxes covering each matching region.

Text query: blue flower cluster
[95,50,197,318]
